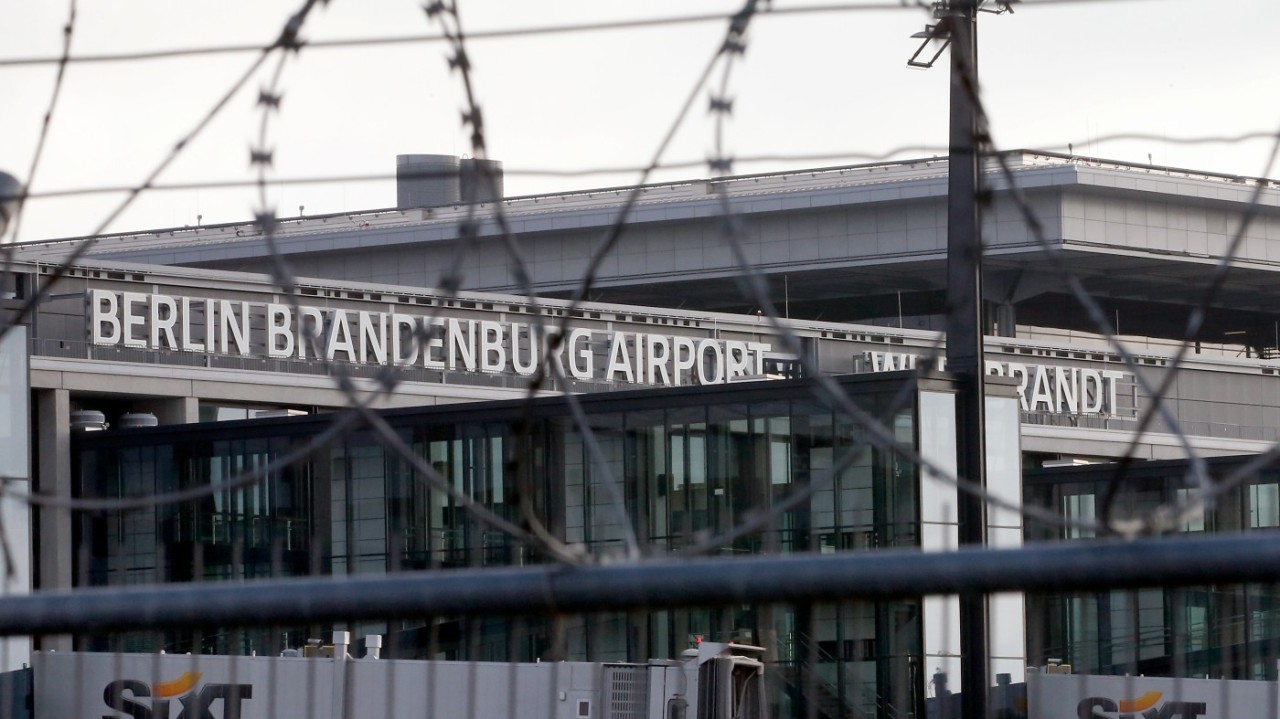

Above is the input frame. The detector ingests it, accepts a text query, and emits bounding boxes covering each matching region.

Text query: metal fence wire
[4,534,1280,718]
[3,1,1280,718]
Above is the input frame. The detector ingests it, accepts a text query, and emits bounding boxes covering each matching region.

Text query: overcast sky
[2,0,1278,242]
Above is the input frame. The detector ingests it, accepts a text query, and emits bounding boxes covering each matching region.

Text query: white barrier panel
[33,649,704,719]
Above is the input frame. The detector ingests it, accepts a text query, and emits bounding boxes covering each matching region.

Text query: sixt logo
[102,671,253,719]
[1078,691,1206,719]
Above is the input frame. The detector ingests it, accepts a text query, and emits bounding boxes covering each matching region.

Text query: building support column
[995,301,1016,338]
[0,321,32,669]
[36,388,72,651]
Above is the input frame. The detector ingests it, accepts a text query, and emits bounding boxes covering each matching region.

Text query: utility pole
[942,4,990,719]
[908,2,1012,716]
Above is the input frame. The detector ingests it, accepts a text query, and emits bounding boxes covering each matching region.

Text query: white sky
[2,0,1279,242]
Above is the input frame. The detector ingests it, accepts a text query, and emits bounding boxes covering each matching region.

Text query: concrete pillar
[36,388,72,651]
[995,301,1017,338]
[917,389,961,694]
[985,393,1027,685]
[0,323,32,669]
[134,396,199,424]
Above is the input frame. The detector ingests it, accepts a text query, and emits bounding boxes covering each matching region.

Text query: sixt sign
[103,672,252,719]
[1075,692,1204,719]
[33,653,284,719]
[1029,672,1270,719]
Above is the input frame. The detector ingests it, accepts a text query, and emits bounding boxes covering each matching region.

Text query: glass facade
[1025,460,1280,681]
[74,375,926,718]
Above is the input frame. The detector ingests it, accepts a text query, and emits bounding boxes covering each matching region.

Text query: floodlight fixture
[906,24,950,69]
[981,0,1020,14]
[907,1,1017,68]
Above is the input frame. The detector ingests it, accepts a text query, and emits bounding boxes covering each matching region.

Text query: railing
[1020,410,1280,443]
[8,533,1280,718]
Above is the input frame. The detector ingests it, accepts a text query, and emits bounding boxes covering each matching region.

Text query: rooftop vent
[396,154,460,209]
[460,158,503,204]
[396,154,504,209]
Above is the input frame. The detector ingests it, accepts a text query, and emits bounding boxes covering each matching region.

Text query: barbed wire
[229,0,591,567]
[0,0,1169,69]
[946,23,1218,537]
[664,0,1280,546]
[7,130,1278,209]
[1092,127,1280,533]
[0,0,77,386]
[959,24,1280,536]
[414,0,618,562]
[1,4,1279,695]
[1,0,1277,589]
[0,402,363,512]
[0,22,284,347]
[683,14,1081,550]
[2,0,997,561]
[0,0,77,584]
[3,0,76,245]
[491,0,772,562]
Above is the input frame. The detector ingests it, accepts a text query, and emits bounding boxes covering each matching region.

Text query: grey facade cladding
[27,155,1273,349]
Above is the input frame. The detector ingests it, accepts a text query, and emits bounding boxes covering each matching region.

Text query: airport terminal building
[6,151,1280,714]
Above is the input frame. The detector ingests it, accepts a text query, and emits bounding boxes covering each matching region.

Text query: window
[1062,491,1096,539]
[1250,483,1280,528]
[1175,487,1204,532]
